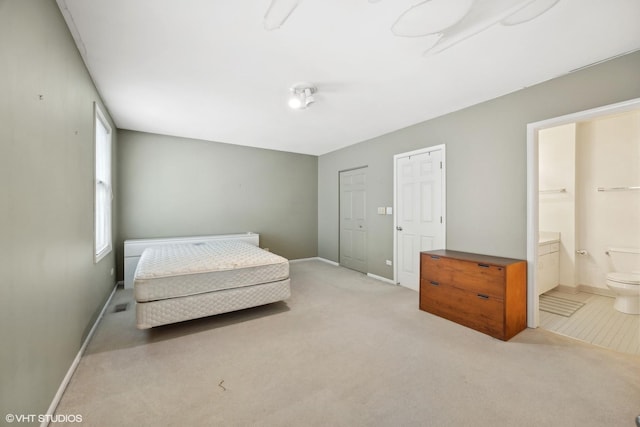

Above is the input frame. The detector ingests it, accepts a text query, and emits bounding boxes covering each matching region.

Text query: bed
[123,233,261,289]
[133,239,290,329]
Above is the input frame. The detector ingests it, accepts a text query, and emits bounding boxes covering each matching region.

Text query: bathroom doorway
[526,97,640,355]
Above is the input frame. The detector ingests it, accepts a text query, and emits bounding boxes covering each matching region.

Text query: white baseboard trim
[289,257,317,263]
[290,257,339,266]
[316,257,339,266]
[289,258,394,284]
[556,284,580,294]
[578,284,615,298]
[555,283,615,298]
[367,273,397,285]
[42,282,118,427]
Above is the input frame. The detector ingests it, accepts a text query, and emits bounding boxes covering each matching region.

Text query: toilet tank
[607,247,640,273]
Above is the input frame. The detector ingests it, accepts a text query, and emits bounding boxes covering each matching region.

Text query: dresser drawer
[422,255,505,300]
[420,280,504,339]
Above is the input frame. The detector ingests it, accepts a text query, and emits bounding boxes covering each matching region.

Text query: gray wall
[319,51,640,280]
[0,0,117,419]
[116,130,318,277]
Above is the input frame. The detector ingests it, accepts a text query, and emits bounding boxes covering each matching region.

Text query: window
[94,103,112,262]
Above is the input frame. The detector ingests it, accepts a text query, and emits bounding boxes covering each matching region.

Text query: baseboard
[555,284,580,294]
[316,257,339,266]
[42,282,118,427]
[290,257,339,266]
[555,283,615,298]
[289,258,394,284]
[289,257,317,263]
[367,273,396,285]
[578,284,615,298]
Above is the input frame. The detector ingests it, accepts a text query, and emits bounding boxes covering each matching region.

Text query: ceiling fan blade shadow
[500,0,560,26]
[264,0,301,30]
[392,0,475,37]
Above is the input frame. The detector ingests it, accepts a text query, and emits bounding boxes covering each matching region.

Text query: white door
[340,167,368,273]
[395,147,445,290]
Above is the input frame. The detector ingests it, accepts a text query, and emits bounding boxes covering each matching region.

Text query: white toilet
[606,272,640,315]
[605,247,640,315]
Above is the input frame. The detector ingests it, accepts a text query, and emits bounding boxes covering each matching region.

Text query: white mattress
[134,240,289,302]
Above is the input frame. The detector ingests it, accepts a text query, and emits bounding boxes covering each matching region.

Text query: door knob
[396,226,403,231]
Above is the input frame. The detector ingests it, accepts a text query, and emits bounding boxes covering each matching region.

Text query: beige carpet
[55,260,640,426]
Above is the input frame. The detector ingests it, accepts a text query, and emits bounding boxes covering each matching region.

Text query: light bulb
[288,94,304,109]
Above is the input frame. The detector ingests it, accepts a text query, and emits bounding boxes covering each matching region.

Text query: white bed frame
[123,232,259,289]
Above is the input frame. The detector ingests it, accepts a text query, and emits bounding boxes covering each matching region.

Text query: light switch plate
[386,207,393,215]
[377,207,386,215]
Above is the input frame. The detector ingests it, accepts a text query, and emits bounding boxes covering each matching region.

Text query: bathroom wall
[539,123,576,288]
[576,110,640,290]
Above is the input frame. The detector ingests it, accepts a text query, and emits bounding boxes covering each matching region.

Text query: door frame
[525,97,640,328]
[393,144,446,284]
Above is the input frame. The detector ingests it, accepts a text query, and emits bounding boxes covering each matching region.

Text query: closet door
[340,167,368,273]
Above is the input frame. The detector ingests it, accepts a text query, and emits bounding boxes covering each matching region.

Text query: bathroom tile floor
[540,289,640,356]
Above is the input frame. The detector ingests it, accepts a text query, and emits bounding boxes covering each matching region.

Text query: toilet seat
[607,272,640,285]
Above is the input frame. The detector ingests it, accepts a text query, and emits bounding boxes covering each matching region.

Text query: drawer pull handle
[431,255,440,260]
[478,263,490,268]
[430,280,439,286]
[477,293,489,300]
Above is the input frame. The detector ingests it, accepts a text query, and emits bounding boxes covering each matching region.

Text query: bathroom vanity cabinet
[420,250,527,341]
[538,240,560,295]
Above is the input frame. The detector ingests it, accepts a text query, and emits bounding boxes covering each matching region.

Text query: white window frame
[94,103,112,262]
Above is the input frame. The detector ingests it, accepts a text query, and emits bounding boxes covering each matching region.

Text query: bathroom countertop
[539,231,560,244]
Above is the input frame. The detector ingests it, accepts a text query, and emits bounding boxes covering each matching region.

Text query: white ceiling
[57,0,640,155]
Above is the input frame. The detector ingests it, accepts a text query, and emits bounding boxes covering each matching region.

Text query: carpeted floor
[54,260,640,426]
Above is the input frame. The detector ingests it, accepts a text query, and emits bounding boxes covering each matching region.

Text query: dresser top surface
[421,249,526,266]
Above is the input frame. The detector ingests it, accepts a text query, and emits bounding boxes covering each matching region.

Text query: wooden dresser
[419,250,527,341]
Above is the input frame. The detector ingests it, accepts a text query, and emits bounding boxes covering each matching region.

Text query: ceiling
[57,0,640,156]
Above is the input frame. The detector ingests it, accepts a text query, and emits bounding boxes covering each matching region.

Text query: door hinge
[440,216,443,223]
[440,161,442,169]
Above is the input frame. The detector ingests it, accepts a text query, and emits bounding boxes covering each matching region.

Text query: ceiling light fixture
[288,83,317,110]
